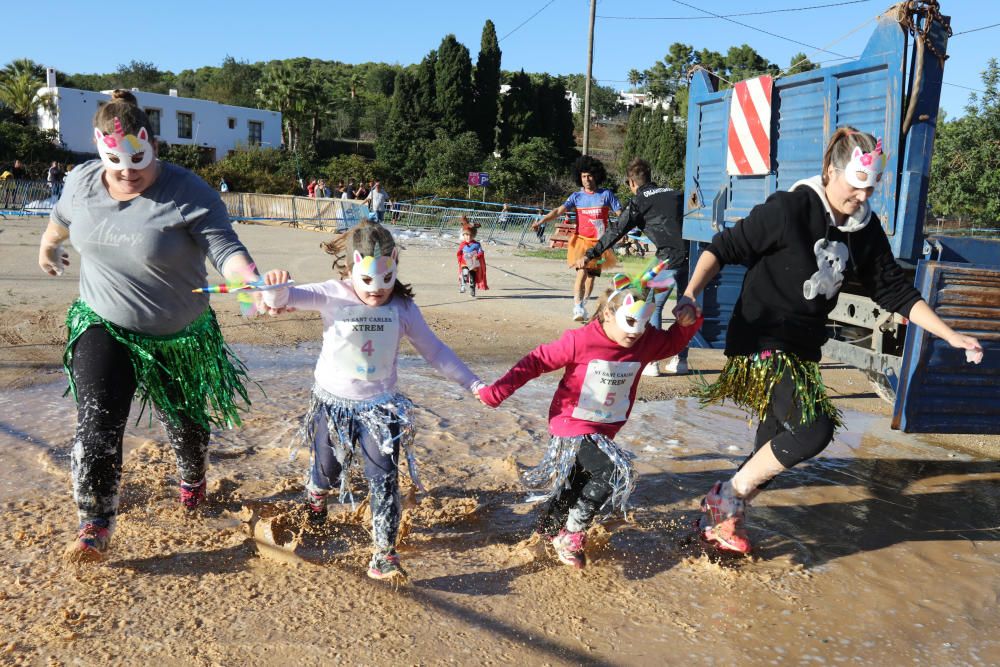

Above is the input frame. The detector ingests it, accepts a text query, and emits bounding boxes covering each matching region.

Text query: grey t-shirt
[51,160,251,335]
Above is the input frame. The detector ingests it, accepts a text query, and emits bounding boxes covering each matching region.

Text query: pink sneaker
[179,478,206,510]
[66,519,111,562]
[699,481,752,554]
[551,528,587,569]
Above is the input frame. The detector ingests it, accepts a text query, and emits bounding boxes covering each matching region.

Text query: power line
[500,0,558,41]
[943,81,987,94]
[665,0,851,58]
[952,22,1000,37]
[598,0,874,21]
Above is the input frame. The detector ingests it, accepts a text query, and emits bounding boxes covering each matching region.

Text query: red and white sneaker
[699,481,752,554]
[179,478,206,510]
[551,528,587,569]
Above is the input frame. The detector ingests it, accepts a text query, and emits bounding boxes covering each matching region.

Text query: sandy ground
[1,217,998,665]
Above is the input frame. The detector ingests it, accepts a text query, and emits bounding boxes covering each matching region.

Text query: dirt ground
[1,217,998,666]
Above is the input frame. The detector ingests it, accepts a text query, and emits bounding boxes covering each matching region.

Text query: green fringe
[695,350,844,429]
[63,300,254,430]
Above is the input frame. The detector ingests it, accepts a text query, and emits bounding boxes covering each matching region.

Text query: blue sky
[4,0,997,117]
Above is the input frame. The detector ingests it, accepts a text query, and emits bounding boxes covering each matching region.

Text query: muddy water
[1,344,998,665]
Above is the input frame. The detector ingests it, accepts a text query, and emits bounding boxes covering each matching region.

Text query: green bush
[0,121,73,174]
[196,146,303,194]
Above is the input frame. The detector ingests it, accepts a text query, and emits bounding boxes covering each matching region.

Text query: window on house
[145,108,161,136]
[177,112,193,139]
[248,120,262,146]
[227,117,236,129]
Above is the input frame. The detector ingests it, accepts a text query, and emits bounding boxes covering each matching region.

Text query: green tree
[199,56,262,108]
[929,58,1000,225]
[473,20,502,154]
[435,35,474,135]
[497,70,537,153]
[112,60,171,93]
[376,71,430,184]
[256,62,306,149]
[786,52,818,76]
[0,58,53,123]
[419,130,483,190]
[627,69,645,91]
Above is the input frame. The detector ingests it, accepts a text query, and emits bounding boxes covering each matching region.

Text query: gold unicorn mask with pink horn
[94,117,154,171]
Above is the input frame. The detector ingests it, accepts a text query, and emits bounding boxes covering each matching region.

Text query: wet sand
[1,218,999,665]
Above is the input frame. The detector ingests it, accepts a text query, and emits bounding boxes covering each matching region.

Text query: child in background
[457,222,488,296]
[477,269,702,568]
[262,221,485,581]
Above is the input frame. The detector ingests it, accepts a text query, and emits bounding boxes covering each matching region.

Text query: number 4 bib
[329,305,400,381]
[572,360,640,423]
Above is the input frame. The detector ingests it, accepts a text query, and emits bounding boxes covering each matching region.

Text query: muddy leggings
[748,367,836,472]
[70,326,210,524]
[537,437,616,536]
[308,414,401,552]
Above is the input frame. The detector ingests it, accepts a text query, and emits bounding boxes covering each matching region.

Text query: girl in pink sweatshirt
[478,271,702,568]
[262,221,484,582]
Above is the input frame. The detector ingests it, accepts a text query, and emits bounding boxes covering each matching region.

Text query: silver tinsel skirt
[522,434,637,516]
[299,386,423,504]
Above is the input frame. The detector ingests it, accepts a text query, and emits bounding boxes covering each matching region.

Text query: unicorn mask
[614,293,655,334]
[842,138,886,189]
[351,248,398,295]
[94,117,154,171]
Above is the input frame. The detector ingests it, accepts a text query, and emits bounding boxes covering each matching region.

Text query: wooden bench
[548,218,577,249]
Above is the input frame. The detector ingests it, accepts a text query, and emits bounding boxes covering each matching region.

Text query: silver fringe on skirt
[522,434,637,516]
[299,386,423,504]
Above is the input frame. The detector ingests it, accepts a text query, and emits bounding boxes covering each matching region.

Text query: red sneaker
[699,481,752,554]
[179,478,206,510]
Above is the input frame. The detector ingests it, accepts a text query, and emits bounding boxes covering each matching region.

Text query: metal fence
[220,192,369,232]
[389,201,548,246]
[0,180,58,215]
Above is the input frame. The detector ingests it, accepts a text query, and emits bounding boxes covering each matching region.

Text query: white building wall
[36,86,282,161]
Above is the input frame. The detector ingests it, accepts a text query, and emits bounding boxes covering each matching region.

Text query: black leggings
[70,326,210,523]
[750,368,836,470]
[537,437,616,536]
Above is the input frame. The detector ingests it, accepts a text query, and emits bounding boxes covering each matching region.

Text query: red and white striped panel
[726,75,773,176]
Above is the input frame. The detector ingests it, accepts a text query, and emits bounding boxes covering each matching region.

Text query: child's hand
[673,296,702,326]
[470,381,493,407]
[261,269,292,315]
[264,269,290,286]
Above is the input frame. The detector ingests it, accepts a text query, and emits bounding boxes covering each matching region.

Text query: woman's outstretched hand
[947,332,984,364]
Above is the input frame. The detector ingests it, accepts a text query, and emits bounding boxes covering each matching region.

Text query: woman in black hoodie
[673,127,983,554]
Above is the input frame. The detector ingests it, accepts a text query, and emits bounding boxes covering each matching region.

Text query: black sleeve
[854,221,923,317]
[587,201,639,259]
[706,192,788,267]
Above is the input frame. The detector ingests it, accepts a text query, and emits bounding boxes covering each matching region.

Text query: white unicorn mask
[351,248,398,295]
[94,117,154,171]
[614,293,655,334]
[842,138,886,189]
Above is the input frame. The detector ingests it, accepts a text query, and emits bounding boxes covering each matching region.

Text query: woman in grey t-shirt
[37,90,262,562]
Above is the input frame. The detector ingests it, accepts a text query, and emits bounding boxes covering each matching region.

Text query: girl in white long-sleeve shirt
[263,221,483,581]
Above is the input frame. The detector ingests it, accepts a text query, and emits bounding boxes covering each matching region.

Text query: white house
[35,68,282,162]
[618,90,673,112]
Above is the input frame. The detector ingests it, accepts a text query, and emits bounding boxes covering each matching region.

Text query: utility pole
[582,0,597,156]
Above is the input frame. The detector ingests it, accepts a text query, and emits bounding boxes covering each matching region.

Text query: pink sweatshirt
[479,317,702,437]
[264,279,480,400]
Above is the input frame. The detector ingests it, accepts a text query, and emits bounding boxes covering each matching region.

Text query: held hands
[673,295,702,326]
[471,380,494,407]
[39,243,70,276]
[260,269,293,316]
[572,256,589,270]
[947,332,984,364]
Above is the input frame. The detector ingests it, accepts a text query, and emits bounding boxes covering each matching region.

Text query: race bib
[328,305,400,381]
[572,360,640,423]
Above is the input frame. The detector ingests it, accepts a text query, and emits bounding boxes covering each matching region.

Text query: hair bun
[109,89,138,105]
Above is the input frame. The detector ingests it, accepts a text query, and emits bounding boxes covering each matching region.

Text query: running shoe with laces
[551,528,587,569]
[67,519,111,562]
[367,549,407,581]
[305,488,329,525]
[572,303,586,322]
[699,481,752,554]
[179,478,206,510]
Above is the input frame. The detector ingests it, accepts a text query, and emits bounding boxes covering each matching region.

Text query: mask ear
[93,127,105,145]
[353,250,363,265]
[391,247,399,262]
[851,146,864,161]
[138,127,149,141]
[622,294,635,307]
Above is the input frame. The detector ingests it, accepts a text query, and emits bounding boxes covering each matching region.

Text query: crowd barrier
[389,201,547,247]
[0,180,58,215]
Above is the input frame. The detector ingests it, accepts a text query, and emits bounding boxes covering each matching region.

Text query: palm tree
[0,58,54,124]
[349,72,362,100]
[627,69,645,91]
[256,63,306,149]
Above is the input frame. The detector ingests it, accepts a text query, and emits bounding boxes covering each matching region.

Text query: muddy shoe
[65,519,111,563]
[367,550,407,581]
[699,481,751,554]
[305,488,329,525]
[179,478,207,510]
[551,528,587,569]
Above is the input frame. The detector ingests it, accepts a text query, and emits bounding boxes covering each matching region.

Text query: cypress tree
[497,70,536,153]
[376,70,427,184]
[473,20,502,154]
[435,35,474,135]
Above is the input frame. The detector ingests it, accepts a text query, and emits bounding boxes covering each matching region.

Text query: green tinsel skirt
[63,300,253,430]
[695,350,843,430]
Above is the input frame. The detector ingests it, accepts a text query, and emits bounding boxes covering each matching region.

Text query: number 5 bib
[572,360,640,423]
[328,305,400,381]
